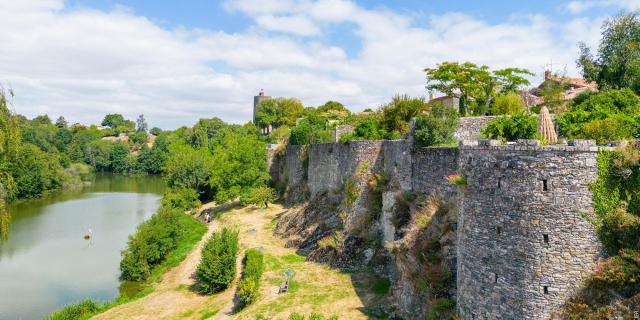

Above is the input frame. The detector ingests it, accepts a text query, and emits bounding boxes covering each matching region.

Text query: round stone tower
[456,140,602,319]
[253,89,271,124]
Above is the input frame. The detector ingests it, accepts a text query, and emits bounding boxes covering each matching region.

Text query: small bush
[47,299,100,320]
[343,176,359,208]
[237,248,264,308]
[482,113,537,141]
[241,186,277,208]
[490,92,525,115]
[427,298,456,320]
[161,188,201,212]
[414,103,459,147]
[196,227,239,294]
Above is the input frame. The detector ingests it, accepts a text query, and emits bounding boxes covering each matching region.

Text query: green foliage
[425,61,532,115]
[557,89,640,143]
[482,113,537,141]
[209,131,270,204]
[101,113,126,128]
[120,208,185,281]
[414,103,459,147]
[47,299,101,320]
[129,131,148,147]
[370,277,391,295]
[149,127,162,136]
[578,11,640,93]
[426,298,456,320]
[380,94,427,136]
[196,227,239,294]
[343,176,359,208]
[164,143,212,192]
[242,186,277,208]
[289,112,332,145]
[490,92,525,115]
[237,248,264,308]
[161,188,201,212]
[256,98,304,128]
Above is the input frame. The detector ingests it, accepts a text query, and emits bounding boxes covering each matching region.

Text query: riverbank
[90,204,386,319]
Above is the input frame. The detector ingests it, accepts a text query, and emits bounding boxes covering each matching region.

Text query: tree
[136,114,148,132]
[55,116,68,128]
[149,127,162,136]
[425,62,532,115]
[242,186,277,208]
[482,113,538,141]
[164,143,212,193]
[578,11,640,93]
[491,92,526,115]
[255,98,304,128]
[32,115,51,125]
[101,114,126,128]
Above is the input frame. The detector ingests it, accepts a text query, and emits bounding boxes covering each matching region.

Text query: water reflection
[0,174,165,320]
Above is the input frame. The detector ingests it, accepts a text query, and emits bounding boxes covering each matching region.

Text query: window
[543,286,549,294]
[497,226,502,235]
[543,234,549,243]
[542,179,548,191]
[494,273,499,283]
[497,178,502,189]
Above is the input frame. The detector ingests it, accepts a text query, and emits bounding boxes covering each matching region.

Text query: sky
[1,0,639,129]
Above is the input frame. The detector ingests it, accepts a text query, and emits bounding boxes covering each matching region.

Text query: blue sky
[1,0,638,128]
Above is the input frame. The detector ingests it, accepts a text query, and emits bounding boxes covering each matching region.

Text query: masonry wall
[456,140,601,320]
[412,147,459,199]
[455,116,500,141]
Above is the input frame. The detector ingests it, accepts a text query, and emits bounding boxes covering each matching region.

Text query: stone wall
[454,116,500,141]
[456,140,602,320]
[272,138,603,319]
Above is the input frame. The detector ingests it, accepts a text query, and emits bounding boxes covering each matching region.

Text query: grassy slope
[48,213,207,320]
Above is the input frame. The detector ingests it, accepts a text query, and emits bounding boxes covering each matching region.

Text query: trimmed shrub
[196,227,239,294]
[237,248,264,308]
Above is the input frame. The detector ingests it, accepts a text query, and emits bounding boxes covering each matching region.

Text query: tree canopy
[578,11,640,93]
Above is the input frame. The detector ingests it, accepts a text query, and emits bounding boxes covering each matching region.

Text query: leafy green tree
[237,248,264,308]
[578,11,640,93]
[255,98,304,128]
[414,102,460,147]
[164,143,212,192]
[425,62,532,115]
[10,144,64,198]
[55,116,68,128]
[196,227,239,294]
[209,132,270,203]
[32,115,52,125]
[242,186,277,208]
[289,112,331,145]
[161,188,201,212]
[101,113,126,128]
[109,142,132,173]
[149,127,162,136]
[129,131,148,147]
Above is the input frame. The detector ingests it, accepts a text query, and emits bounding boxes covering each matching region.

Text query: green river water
[0,174,166,320]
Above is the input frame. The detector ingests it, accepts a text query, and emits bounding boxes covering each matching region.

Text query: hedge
[196,227,239,294]
[237,248,264,308]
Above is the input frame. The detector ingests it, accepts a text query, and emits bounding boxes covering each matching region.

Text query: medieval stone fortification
[269,119,603,319]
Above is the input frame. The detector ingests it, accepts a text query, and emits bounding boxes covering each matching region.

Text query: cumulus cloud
[0,0,608,128]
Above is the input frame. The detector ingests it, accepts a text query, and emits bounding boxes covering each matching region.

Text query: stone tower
[456,140,601,319]
[253,89,271,125]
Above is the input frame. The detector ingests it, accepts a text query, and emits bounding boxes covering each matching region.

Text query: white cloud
[565,0,640,14]
[0,0,609,128]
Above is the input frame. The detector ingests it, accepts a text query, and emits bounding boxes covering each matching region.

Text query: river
[0,173,166,320]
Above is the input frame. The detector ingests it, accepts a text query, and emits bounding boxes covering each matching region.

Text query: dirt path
[93,204,378,320]
[93,208,221,320]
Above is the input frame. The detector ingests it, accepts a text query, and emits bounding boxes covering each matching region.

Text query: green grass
[47,213,207,319]
[265,216,278,230]
[281,253,306,264]
[199,307,220,319]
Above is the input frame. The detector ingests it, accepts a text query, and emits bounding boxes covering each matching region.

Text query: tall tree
[55,116,68,128]
[578,11,640,93]
[101,113,126,128]
[136,114,148,132]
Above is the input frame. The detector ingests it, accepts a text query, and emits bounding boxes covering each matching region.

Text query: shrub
[236,248,264,308]
[581,115,637,144]
[161,188,201,212]
[380,94,427,136]
[490,92,525,115]
[343,176,359,207]
[414,103,459,147]
[427,298,456,320]
[482,113,537,141]
[599,207,640,253]
[591,249,640,296]
[196,227,239,294]
[120,208,184,281]
[47,299,100,320]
